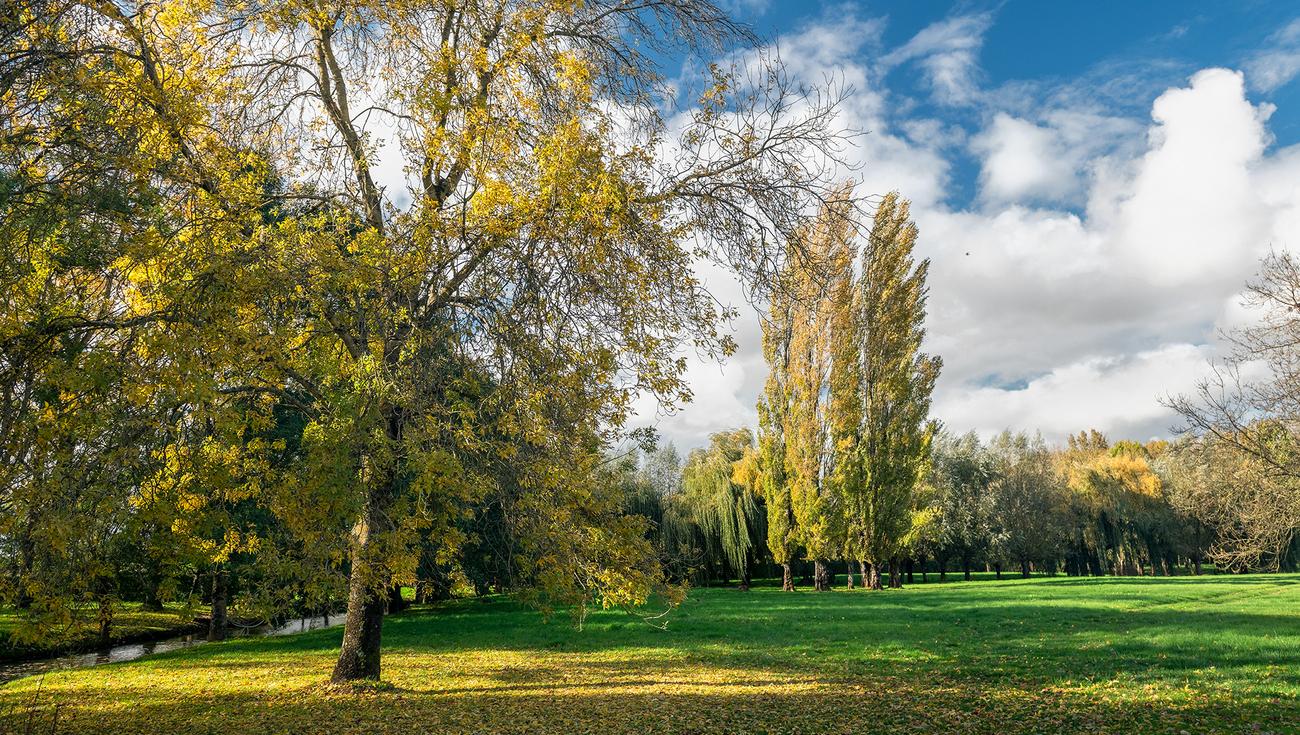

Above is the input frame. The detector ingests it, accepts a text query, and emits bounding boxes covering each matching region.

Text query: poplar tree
[833,192,940,590]
[758,282,799,590]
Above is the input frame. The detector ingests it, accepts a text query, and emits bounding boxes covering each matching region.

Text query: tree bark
[387,583,408,613]
[1020,559,1031,578]
[96,595,113,649]
[332,407,404,682]
[331,570,386,682]
[813,560,831,591]
[781,562,794,591]
[962,554,972,581]
[207,568,227,642]
[868,563,882,590]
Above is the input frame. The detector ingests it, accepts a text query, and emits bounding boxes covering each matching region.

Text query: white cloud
[972,114,1076,204]
[881,13,993,106]
[645,13,1300,451]
[934,344,1212,440]
[1246,18,1300,92]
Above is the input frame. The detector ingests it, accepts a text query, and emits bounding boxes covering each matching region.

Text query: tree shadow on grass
[4,673,1296,735]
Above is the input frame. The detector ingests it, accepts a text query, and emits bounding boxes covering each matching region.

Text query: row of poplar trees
[760,190,942,591]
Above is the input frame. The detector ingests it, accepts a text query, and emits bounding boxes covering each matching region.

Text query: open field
[1,575,1297,735]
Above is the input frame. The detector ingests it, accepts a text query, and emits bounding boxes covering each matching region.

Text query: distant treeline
[608,427,1300,590]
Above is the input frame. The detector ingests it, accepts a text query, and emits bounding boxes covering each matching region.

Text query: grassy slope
[2,575,1297,734]
[0,604,197,662]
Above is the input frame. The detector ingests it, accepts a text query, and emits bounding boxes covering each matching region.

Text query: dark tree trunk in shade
[962,554,972,581]
[905,558,914,585]
[781,563,795,591]
[813,560,831,591]
[1021,559,1031,578]
[387,583,408,613]
[96,595,113,648]
[208,569,227,642]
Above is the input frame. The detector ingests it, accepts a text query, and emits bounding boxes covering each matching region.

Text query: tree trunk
[846,562,855,589]
[962,554,971,581]
[207,569,227,642]
[740,550,752,591]
[813,560,831,591]
[905,558,914,585]
[141,580,165,612]
[96,595,113,649]
[1020,559,1030,578]
[781,562,795,591]
[387,583,408,613]
[868,563,882,590]
[332,408,405,683]
[331,571,386,682]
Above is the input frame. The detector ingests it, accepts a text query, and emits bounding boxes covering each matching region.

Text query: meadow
[1,575,1297,735]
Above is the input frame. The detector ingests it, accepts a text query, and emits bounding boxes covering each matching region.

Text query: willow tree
[681,429,765,588]
[833,192,940,590]
[11,1,857,681]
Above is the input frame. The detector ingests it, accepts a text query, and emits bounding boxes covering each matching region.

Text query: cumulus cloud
[643,12,1300,451]
[936,344,1213,440]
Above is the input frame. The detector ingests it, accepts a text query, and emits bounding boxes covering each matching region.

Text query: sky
[635,0,1300,451]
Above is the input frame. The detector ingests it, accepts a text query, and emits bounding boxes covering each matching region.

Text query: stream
[0,614,345,684]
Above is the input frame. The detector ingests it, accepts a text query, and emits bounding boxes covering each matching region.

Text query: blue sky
[639,1,1300,450]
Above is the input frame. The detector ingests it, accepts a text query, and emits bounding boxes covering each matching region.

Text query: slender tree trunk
[96,595,113,649]
[1020,559,1030,578]
[858,560,868,589]
[868,563,882,590]
[781,562,795,591]
[905,558,914,585]
[846,561,855,589]
[962,554,971,581]
[740,550,752,590]
[208,569,227,642]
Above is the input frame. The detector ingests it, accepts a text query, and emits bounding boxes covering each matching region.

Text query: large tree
[1168,252,1300,571]
[833,192,940,590]
[6,0,855,681]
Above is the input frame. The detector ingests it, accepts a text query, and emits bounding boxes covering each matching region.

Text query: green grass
[2,575,1297,734]
[0,603,196,662]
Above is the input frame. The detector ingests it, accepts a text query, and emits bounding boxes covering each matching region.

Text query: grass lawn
[2,575,1297,734]
[0,604,197,662]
